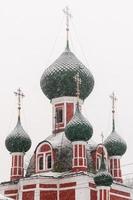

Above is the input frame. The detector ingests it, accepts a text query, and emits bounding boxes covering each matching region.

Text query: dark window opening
[47,155,52,169]
[56,108,63,123]
[97,157,99,170]
[39,157,43,170]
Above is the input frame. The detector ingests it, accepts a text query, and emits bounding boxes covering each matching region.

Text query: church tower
[5,89,31,181]
[94,144,113,200]
[65,72,93,172]
[104,92,127,183]
[40,7,94,134]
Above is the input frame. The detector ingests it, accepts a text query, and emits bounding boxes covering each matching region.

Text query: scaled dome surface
[94,153,113,187]
[104,130,127,157]
[5,118,31,153]
[40,47,94,100]
[65,104,93,142]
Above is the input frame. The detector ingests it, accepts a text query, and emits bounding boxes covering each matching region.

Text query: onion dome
[5,116,31,153]
[104,130,127,157]
[40,46,94,100]
[104,92,127,157]
[65,103,93,142]
[5,88,31,153]
[94,152,113,187]
[40,7,94,100]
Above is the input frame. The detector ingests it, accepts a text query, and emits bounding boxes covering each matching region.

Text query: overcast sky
[0,0,133,182]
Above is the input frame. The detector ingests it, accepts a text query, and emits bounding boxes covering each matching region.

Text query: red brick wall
[5,190,18,195]
[40,144,51,152]
[110,189,130,198]
[59,189,75,200]
[23,184,36,189]
[5,189,18,200]
[22,191,34,200]
[40,191,57,200]
[90,189,97,200]
[110,195,129,200]
[110,188,130,200]
[66,103,73,123]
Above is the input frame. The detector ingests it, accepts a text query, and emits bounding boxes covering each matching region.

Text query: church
[0,7,132,200]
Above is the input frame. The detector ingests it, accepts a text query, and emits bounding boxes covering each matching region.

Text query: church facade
[0,8,132,200]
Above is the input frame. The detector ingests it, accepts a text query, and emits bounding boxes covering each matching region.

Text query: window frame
[55,106,64,124]
[36,143,53,173]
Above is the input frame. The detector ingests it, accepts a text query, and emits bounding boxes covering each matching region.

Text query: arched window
[95,145,108,171]
[39,157,43,170]
[36,143,53,173]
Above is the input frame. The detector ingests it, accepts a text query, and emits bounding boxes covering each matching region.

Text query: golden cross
[14,88,25,117]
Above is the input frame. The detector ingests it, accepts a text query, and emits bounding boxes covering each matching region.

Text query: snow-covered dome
[65,103,93,142]
[40,46,94,100]
[104,130,127,157]
[5,117,31,153]
[104,93,127,157]
[94,152,113,187]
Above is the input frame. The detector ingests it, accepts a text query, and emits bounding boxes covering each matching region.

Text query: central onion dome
[40,46,94,100]
[5,117,31,153]
[94,151,113,187]
[65,103,93,141]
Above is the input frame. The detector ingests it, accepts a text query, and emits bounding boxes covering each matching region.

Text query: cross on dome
[14,88,25,118]
[63,6,72,49]
[110,92,117,131]
[110,92,117,113]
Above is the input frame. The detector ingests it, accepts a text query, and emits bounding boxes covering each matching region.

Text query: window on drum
[56,108,63,123]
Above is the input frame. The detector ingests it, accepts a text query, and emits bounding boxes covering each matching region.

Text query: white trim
[72,141,86,145]
[53,104,64,130]
[96,144,108,159]
[11,152,24,156]
[34,182,40,200]
[36,142,53,173]
[64,102,67,127]
[110,192,131,199]
[72,142,87,168]
[109,157,122,179]
[51,96,83,105]
[97,187,110,200]
[109,156,121,159]
[11,153,24,177]
[97,186,110,190]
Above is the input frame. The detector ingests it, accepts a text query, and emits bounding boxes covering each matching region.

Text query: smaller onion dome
[104,130,127,157]
[65,103,93,142]
[94,152,113,187]
[5,117,31,153]
[104,92,127,157]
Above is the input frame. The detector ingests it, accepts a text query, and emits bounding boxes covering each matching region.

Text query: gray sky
[0,0,133,182]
